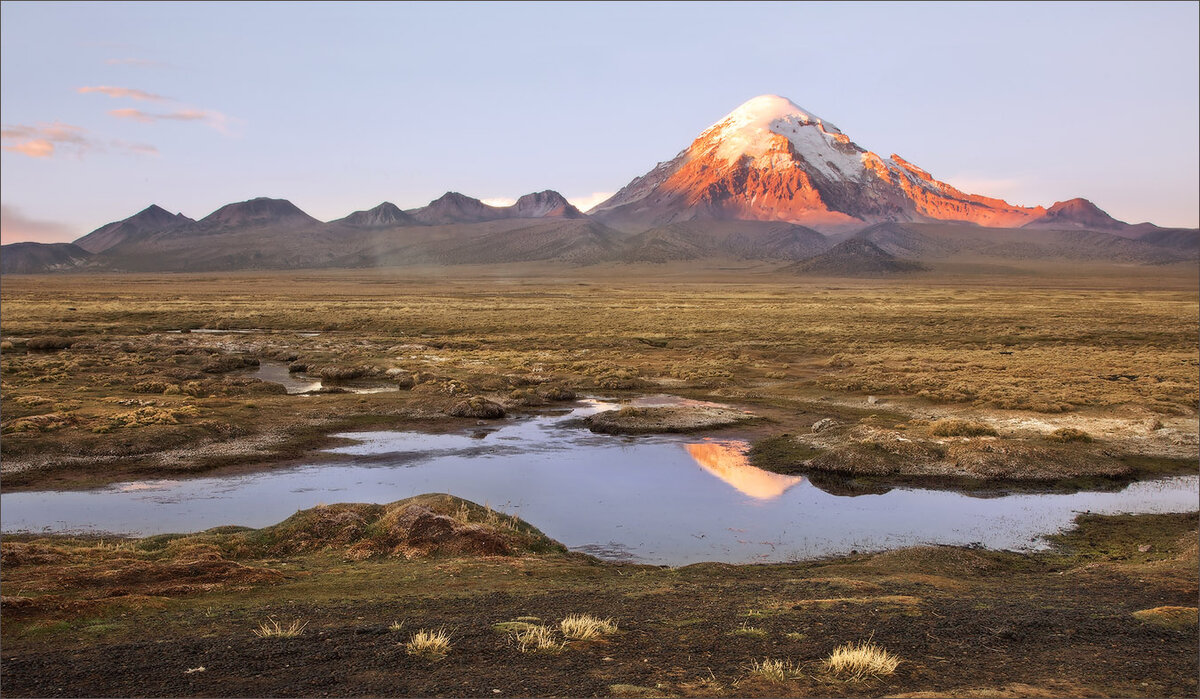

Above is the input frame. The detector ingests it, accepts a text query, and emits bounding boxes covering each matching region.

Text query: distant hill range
[3,95,1196,275]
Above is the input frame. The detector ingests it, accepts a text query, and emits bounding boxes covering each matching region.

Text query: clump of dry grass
[405,628,451,658]
[930,419,997,437]
[252,618,307,638]
[514,624,564,653]
[824,639,900,680]
[1049,427,1092,443]
[560,613,618,640]
[748,658,797,683]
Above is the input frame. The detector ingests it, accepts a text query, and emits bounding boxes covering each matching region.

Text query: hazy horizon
[2,1,1197,244]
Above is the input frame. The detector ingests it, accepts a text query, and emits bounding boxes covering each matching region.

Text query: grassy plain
[1,263,1197,696]
[1,264,1196,490]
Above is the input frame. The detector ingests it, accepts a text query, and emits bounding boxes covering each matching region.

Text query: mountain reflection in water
[684,440,804,499]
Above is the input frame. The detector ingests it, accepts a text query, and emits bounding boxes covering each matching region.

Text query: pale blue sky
[2,1,1197,243]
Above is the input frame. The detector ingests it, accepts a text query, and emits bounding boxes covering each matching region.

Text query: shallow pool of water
[2,400,1195,565]
[248,362,397,395]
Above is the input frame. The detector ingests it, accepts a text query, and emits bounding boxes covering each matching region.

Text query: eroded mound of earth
[583,405,756,434]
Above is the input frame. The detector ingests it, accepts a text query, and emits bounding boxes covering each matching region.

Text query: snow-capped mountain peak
[592,94,1045,229]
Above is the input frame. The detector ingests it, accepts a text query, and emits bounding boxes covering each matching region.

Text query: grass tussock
[824,639,901,680]
[252,618,307,638]
[748,658,798,683]
[930,419,997,437]
[559,613,618,640]
[405,628,451,658]
[514,624,564,653]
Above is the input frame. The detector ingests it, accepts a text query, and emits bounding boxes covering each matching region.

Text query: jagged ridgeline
[4,96,1196,273]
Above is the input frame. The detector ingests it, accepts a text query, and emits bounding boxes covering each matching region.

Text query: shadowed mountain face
[1023,198,1128,231]
[2,96,1193,275]
[333,202,416,228]
[614,220,829,263]
[73,205,194,253]
[787,238,925,275]
[1135,227,1200,255]
[406,190,584,225]
[0,242,93,274]
[197,198,320,230]
[408,192,499,225]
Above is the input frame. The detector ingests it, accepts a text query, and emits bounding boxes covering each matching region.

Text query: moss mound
[250,494,567,559]
[447,396,506,419]
[583,405,754,434]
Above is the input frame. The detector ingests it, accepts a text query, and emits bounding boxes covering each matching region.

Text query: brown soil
[0,509,1195,698]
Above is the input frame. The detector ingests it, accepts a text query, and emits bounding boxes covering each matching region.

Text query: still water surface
[2,400,1195,565]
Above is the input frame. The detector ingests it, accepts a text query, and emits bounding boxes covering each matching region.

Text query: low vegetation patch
[930,418,997,437]
[252,618,307,638]
[513,624,564,653]
[732,622,767,638]
[25,336,74,351]
[560,613,618,640]
[824,639,901,680]
[1131,606,1198,630]
[447,396,505,419]
[405,628,451,659]
[748,658,798,683]
[583,405,754,434]
[1049,427,1093,443]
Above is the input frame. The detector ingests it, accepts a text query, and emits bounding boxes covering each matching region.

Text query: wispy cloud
[108,107,234,134]
[1,122,157,160]
[2,122,89,158]
[481,197,517,207]
[0,204,78,244]
[78,85,169,102]
[567,191,615,213]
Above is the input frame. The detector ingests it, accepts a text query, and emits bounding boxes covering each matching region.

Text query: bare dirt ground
[0,504,1195,698]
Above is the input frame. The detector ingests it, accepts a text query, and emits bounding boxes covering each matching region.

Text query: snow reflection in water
[2,399,1196,565]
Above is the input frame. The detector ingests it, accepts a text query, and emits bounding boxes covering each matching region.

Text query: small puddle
[248,362,396,395]
[1,399,1195,565]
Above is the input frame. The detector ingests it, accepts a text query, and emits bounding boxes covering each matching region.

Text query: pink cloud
[78,85,169,101]
[1,122,158,160]
[2,122,90,158]
[109,107,234,134]
[0,205,78,244]
[109,108,156,123]
[3,139,56,158]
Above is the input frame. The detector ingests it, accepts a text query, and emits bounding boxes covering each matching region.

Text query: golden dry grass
[405,628,451,658]
[748,658,798,683]
[513,624,564,653]
[824,639,901,679]
[1,270,1195,489]
[559,613,618,640]
[251,618,307,638]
